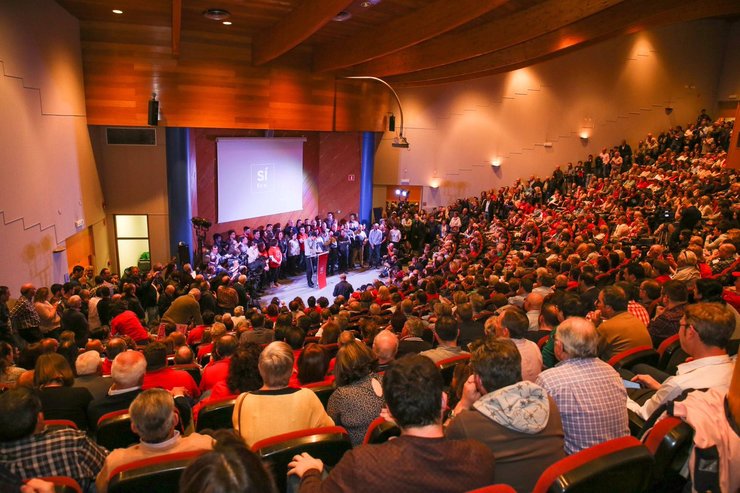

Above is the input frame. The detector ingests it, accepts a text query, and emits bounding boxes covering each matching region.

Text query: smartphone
[622,379,642,390]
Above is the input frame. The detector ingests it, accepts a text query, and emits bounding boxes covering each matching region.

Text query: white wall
[89,127,170,272]
[375,20,732,209]
[0,0,105,290]
[717,20,740,102]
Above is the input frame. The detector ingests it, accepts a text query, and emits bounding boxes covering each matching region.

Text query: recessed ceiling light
[112,9,123,14]
[332,11,352,22]
[203,8,231,21]
[222,21,232,25]
[360,0,381,7]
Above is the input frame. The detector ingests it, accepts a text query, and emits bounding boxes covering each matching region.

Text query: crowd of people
[0,111,739,492]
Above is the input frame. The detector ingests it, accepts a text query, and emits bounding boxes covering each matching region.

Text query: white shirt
[513,338,543,382]
[626,354,735,420]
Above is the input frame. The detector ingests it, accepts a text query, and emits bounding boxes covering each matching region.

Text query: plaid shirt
[628,301,650,328]
[9,296,40,330]
[648,303,686,342]
[536,357,629,454]
[0,427,107,483]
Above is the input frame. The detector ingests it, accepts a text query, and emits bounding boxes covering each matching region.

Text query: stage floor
[256,266,385,305]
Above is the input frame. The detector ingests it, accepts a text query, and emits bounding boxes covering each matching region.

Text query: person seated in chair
[0,387,107,489]
[627,302,735,421]
[447,337,565,492]
[288,355,497,493]
[96,388,214,493]
[232,341,334,447]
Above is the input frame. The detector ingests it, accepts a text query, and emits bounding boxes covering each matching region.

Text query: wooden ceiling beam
[252,0,353,66]
[349,0,625,77]
[171,0,181,57]
[313,0,509,73]
[386,0,740,86]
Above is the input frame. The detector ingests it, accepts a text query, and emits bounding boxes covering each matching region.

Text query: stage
[256,266,386,305]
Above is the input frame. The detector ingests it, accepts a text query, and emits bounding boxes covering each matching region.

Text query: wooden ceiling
[53,0,740,129]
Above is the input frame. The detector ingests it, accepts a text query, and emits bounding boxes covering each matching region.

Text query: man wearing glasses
[627,302,735,421]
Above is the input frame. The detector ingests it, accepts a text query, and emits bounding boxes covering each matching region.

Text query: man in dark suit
[457,302,485,350]
[579,271,599,312]
[332,274,354,300]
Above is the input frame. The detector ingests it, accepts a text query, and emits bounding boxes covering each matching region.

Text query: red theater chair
[532,436,654,493]
[96,410,139,451]
[196,397,236,432]
[436,354,471,386]
[642,416,693,492]
[36,476,82,493]
[466,485,517,493]
[656,335,681,371]
[107,450,207,493]
[44,419,79,431]
[310,382,335,410]
[251,426,352,493]
[362,417,401,445]
[607,346,659,372]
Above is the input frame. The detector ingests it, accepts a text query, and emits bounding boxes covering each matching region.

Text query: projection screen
[216,137,305,223]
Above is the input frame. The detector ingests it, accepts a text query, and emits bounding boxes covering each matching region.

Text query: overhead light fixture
[491,159,501,167]
[361,0,382,7]
[332,11,352,22]
[203,8,231,21]
[346,76,410,149]
[112,9,123,14]
[222,21,232,25]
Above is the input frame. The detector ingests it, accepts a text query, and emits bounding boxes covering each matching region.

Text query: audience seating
[436,354,471,386]
[607,346,659,372]
[310,382,335,409]
[251,426,352,493]
[195,397,236,432]
[37,476,83,493]
[96,410,139,451]
[466,485,517,493]
[538,334,550,349]
[362,417,401,445]
[44,419,79,431]
[199,353,211,366]
[107,450,207,493]
[656,335,681,371]
[642,416,694,492]
[531,436,654,493]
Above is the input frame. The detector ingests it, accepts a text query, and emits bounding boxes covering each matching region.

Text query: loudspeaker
[148,99,159,126]
[388,114,395,132]
[178,243,190,266]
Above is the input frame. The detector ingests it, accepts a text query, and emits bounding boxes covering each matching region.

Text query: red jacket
[143,367,200,398]
[199,358,231,393]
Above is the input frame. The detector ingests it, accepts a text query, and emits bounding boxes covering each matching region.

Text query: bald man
[523,292,544,331]
[62,294,90,348]
[373,329,399,372]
